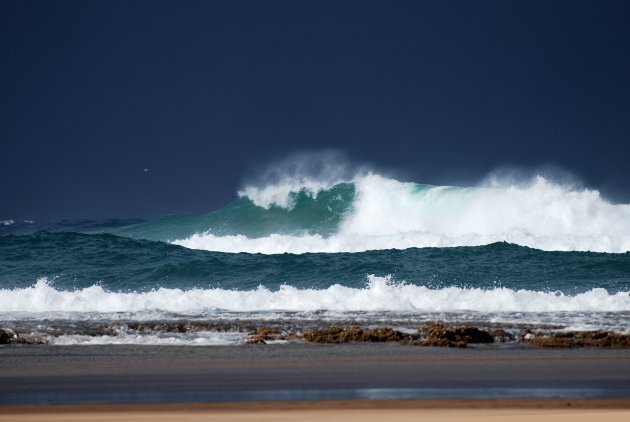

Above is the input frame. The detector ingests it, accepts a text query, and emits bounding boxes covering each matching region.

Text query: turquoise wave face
[1,231,628,294]
[107,182,355,241]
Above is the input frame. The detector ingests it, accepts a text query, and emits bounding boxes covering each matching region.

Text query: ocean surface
[1,173,630,345]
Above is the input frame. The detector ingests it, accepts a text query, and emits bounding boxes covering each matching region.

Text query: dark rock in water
[303,326,408,344]
[246,326,301,344]
[125,321,241,334]
[414,323,495,348]
[525,331,630,348]
[85,324,121,337]
[14,334,47,345]
[0,327,47,345]
[489,329,516,343]
[0,327,18,344]
[457,326,495,343]
[246,326,280,344]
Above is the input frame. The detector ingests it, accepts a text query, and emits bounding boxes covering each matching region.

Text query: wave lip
[238,179,341,210]
[2,277,629,315]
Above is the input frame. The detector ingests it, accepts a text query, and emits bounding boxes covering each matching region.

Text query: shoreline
[4,321,630,348]
[2,343,629,405]
[4,398,630,413]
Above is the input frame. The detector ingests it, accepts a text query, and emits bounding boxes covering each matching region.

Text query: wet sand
[1,343,629,419]
[2,402,630,422]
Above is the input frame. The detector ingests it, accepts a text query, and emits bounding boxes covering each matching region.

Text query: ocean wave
[2,276,629,315]
[173,173,630,253]
[109,183,354,241]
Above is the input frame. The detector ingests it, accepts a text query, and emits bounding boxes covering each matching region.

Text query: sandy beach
[1,343,629,420]
[2,401,630,422]
[0,404,630,422]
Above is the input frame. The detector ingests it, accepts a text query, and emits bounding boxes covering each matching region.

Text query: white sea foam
[1,219,14,226]
[174,230,629,254]
[177,173,630,253]
[1,277,628,316]
[238,179,338,209]
[49,331,246,346]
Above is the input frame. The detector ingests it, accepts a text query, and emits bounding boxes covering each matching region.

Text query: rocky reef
[523,330,630,348]
[123,321,241,334]
[2,322,629,348]
[0,327,46,345]
[300,324,509,348]
[413,323,497,348]
[246,326,300,344]
[302,326,408,343]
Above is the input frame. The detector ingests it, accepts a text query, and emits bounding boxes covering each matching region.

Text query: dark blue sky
[2,1,629,219]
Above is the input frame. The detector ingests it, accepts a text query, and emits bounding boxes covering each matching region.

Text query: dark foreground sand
[1,343,629,420]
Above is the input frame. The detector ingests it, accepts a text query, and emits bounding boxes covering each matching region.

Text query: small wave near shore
[2,276,628,316]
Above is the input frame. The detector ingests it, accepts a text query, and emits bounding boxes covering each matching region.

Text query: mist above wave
[236,150,357,209]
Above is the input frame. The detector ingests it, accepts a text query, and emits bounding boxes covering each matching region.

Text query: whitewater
[2,276,630,315]
[174,173,630,254]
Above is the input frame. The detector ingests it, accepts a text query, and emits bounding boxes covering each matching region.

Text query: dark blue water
[1,231,629,294]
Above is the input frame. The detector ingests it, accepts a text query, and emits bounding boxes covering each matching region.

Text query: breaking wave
[1,277,629,315]
[171,173,630,254]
